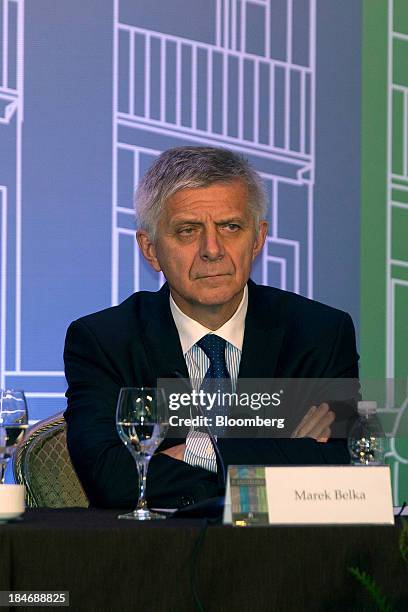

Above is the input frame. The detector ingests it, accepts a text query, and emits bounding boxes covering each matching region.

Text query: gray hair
[135,146,267,239]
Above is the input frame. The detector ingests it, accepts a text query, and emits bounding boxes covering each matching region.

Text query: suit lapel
[238,280,286,380]
[138,284,190,381]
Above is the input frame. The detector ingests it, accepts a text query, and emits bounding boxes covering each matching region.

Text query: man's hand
[160,443,186,461]
[291,402,335,443]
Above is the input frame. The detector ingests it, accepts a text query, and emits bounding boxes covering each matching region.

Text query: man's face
[137,179,267,314]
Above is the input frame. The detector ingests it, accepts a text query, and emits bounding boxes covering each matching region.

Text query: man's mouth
[195,273,231,279]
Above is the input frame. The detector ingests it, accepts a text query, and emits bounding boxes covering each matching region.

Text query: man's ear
[136,230,162,272]
[252,220,268,260]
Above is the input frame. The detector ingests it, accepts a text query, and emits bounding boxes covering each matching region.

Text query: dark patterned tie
[196,334,232,436]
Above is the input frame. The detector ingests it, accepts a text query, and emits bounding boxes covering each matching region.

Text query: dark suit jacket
[63,280,359,509]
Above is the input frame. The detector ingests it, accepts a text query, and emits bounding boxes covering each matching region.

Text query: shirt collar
[170,285,248,355]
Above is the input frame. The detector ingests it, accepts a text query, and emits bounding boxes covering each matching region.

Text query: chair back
[13,412,88,508]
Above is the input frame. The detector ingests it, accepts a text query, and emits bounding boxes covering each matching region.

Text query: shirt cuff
[183,430,217,473]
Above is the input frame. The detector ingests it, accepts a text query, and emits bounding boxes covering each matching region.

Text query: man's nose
[199,226,224,260]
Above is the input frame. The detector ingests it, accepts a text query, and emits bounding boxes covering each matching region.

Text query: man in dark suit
[64,146,359,509]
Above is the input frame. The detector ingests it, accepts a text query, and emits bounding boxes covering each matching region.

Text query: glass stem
[136,457,149,510]
[0,459,7,484]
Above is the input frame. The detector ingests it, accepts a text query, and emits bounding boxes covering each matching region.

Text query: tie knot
[196,334,226,363]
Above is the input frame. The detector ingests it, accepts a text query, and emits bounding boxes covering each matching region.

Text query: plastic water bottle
[348,401,386,465]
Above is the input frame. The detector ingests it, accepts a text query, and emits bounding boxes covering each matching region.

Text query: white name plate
[265,466,394,525]
[223,465,394,525]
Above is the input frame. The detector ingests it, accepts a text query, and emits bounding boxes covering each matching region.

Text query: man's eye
[178,227,195,235]
[222,224,240,232]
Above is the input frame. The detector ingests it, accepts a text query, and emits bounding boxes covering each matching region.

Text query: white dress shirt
[170,285,248,472]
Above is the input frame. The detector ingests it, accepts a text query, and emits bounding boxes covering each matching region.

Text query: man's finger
[306,412,335,440]
[161,443,186,461]
[317,427,331,443]
[295,403,332,438]
[295,404,335,439]
[291,405,317,438]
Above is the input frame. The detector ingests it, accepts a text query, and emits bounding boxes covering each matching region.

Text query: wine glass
[116,387,169,520]
[0,390,28,484]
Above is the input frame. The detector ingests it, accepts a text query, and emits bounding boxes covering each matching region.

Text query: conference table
[0,508,407,612]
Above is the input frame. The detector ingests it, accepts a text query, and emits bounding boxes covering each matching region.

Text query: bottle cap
[357,401,377,415]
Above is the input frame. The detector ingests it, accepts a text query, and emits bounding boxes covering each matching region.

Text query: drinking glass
[116,387,168,520]
[0,390,28,484]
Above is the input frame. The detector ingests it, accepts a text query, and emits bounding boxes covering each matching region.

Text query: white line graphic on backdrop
[112,0,316,304]
[115,25,312,157]
[386,2,408,387]
[0,187,7,388]
[0,1,29,390]
[1,2,65,409]
[384,0,408,503]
